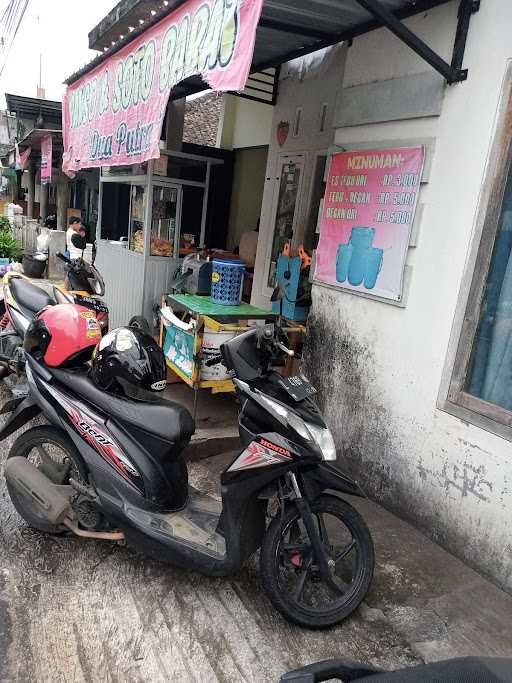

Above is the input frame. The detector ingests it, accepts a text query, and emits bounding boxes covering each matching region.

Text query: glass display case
[96,150,223,329]
[129,184,146,253]
[150,183,181,256]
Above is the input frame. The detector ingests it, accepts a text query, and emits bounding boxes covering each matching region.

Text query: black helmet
[90,327,166,396]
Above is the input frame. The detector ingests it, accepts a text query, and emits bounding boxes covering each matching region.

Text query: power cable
[0,0,29,79]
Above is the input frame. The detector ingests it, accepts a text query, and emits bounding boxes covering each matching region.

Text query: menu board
[315,147,425,301]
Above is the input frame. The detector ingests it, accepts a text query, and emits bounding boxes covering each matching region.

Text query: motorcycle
[279,656,512,682]
[53,251,109,331]
[0,254,108,382]
[1,322,374,628]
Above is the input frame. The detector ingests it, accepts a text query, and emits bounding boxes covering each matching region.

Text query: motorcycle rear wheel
[260,494,374,628]
[6,425,86,534]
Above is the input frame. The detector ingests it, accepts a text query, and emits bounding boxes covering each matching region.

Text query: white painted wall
[219,95,273,150]
[306,0,512,590]
[251,44,347,307]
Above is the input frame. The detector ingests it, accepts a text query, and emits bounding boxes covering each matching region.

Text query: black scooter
[280,657,512,682]
[1,323,374,628]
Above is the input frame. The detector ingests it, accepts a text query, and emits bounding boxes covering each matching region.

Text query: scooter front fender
[301,461,365,499]
[0,396,41,441]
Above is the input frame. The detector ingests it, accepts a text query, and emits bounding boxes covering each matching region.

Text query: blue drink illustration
[364,247,383,289]
[350,226,375,250]
[336,243,352,283]
[348,246,368,286]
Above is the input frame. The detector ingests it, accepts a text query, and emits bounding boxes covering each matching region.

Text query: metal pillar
[199,162,211,248]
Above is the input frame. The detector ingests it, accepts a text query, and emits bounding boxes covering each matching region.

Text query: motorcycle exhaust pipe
[5,457,125,541]
[5,456,71,525]
[63,519,124,541]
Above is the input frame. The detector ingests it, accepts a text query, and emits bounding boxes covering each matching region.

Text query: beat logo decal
[228,438,293,471]
[44,383,143,490]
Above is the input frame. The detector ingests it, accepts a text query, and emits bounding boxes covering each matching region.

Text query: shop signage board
[315,146,425,301]
[40,135,52,184]
[62,0,263,176]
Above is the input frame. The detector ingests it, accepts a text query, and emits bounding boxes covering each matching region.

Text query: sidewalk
[0,433,511,680]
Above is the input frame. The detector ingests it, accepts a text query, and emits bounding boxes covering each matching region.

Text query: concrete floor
[0,409,511,681]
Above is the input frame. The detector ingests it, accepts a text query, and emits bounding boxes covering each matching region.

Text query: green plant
[0,230,20,260]
[0,216,13,232]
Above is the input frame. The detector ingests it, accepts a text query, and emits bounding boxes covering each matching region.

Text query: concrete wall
[219,95,273,151]
[226,146,268,250]
[304,0,512,591]
[251,44,347,307]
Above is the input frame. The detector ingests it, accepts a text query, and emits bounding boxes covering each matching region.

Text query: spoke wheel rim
[275,508,363,615]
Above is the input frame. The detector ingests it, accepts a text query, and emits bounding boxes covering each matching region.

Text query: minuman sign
[62,0,263,175]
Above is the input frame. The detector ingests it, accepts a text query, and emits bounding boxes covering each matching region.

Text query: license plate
[278,374,316,401]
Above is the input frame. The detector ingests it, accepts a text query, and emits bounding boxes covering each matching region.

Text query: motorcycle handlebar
[258,326,294,357]
[55,251,71,264]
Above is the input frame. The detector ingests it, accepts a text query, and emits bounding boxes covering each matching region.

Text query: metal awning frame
[65,0,480,97]
[353,0,480,84]
[252,0,480,86]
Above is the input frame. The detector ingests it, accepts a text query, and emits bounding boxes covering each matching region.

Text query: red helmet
[24,303,101,367]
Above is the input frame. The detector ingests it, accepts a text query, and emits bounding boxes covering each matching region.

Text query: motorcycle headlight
[257,393,337,461]
[89,278,103,295]
[305,422,337,461]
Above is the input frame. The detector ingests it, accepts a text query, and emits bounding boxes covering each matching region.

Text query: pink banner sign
[62,0,263,176]
[315,147,425,301]
[15,144,31,171]
[40,134,53,184]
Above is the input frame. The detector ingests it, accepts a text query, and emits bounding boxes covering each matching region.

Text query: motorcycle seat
[10,277,54,315]
[49,367,195,445]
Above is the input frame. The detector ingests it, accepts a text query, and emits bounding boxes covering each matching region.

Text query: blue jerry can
[364,247,383,289]
[336,243,352,283]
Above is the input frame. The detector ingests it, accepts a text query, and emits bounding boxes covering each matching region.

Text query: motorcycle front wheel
[260,494,374,628]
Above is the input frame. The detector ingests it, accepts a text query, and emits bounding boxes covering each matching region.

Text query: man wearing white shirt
[66,216,86,260]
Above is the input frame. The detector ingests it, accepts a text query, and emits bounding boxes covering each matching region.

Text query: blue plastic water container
[350,226,375,250]
[211,258,245,306]
[336,243,352,283]
[364,247,384,289]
